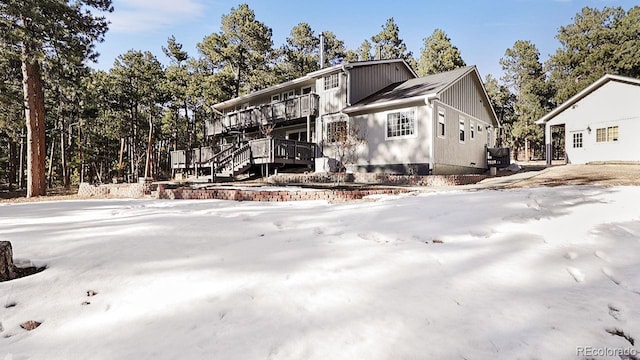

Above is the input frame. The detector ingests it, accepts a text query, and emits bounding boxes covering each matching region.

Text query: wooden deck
[205,93,319,136]
[170,138,316,178]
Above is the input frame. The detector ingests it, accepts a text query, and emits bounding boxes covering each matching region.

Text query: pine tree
[548,6,640,103]
[197,3,274,98]
[0,0,112,196]
[500,40,554,160]
[417,29,466,76]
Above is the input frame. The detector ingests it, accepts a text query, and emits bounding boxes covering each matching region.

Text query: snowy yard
[1,186,640,359]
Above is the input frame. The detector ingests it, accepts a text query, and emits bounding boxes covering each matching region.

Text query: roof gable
[536,74,640,125]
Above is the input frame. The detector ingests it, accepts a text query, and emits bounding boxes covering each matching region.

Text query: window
[301,86,312,94]
[470,120,476,140]
[282,90,295,100]
[596,126,619,142]
[324,74,339,90]
[287,130,308,142]
[437,109,446,138]
[607,126,619,141]
[573,132,583,148]
[459,116,466,143]
[386,110,416,139]
[477,124,483,133]
[326,120,347,143]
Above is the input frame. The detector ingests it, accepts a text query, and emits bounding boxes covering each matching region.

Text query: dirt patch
[506,164,640,188]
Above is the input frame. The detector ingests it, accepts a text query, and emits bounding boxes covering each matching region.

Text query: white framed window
[477,123,483,133]
[596,126,619,142]
[271,94,280,103]
[573,132,583,148]
[282,90,295,100]
[301,86,312,94]
[437,108,446,138]
[326,120,347,143]
[607,126,619,141]
[386,109,416,139]
[324,73,339,91]
[470,120,476,140]
[459,116,466,143]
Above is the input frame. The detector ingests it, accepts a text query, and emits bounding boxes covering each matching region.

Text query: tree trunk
[8,140,17,191]
[18,128,25,189]
[47,134,55,188]
[144,114,154,179]
[61,126,69,188]
[21,55,47,198]
[0,241,16,282]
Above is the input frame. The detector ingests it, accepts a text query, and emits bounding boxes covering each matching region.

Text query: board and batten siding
[317,71,347,116]
[349,63,415,105]
[432,101,489,173]
[439,71,495,126]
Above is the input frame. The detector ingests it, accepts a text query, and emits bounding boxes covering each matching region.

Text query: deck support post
[306,115,311,142]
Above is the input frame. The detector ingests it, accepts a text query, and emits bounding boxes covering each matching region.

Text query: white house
[170,60,501,177]
[537,74,640,165]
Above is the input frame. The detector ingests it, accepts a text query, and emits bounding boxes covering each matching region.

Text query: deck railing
[170,146,216,169]
[206,93,319,136]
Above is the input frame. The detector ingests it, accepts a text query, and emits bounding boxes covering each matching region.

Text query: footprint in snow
[594,250,611,262]
[566,267,585,283]
[608,304,623,321]
[564,252,579,260]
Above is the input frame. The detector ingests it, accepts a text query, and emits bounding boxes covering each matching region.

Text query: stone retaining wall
[78,182,156,198]
[157,185,411,203]
[268,173,486,186]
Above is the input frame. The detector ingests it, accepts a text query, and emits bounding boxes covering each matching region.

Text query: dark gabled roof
[343,66,475,113]
[536,74,640,125]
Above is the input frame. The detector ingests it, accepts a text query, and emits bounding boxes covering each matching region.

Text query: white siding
[546,81,640,164]
[347,105,432,168]
[317,72,347,115]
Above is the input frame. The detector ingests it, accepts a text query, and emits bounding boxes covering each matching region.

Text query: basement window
[573,132,583,148]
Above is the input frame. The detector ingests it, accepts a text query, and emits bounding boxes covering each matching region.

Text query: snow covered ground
[1,186,639,359]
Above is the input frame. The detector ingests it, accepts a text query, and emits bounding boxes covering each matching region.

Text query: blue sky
[93,0,636,80]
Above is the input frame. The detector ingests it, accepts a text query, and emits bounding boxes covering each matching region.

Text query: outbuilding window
[386,110,416,139]
[596,126,619,142]
[573,132,583,148]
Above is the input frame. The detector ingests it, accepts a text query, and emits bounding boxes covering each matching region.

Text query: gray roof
[343,66,476,113]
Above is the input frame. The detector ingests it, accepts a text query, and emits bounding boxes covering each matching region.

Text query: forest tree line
[1,2,639,195]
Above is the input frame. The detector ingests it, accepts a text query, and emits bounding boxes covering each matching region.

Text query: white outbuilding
[537,74,640,165]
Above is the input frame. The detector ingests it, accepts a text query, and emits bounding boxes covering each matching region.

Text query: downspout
[425,94,440,174]
[341,64,351,107]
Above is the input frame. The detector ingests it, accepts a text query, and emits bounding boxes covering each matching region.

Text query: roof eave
[343,95,429,114]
